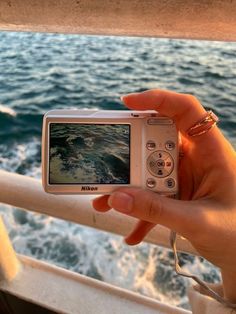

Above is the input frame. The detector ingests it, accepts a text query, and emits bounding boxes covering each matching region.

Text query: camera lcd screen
[49,123,130,184]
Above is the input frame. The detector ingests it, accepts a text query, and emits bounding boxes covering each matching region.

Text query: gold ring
[187,110,219,137]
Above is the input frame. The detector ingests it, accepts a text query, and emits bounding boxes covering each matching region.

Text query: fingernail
[120,95,128,102]
[108,192,133,213]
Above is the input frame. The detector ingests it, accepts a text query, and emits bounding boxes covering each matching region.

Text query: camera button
[146,178,156,188]
[165,178,175,188]
[157,169,164,176]
[165,141,175,150]
[146,141,156,150]
[147,118,159,125]
[147,118,173,125]
[147,151,173,177]
[156,159,165,168]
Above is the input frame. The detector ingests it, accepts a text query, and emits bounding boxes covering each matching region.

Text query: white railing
[0,169,196,256]
[0,169,196,314]
[0,0,236,41]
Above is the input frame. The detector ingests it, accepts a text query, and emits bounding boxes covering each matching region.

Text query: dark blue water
[0,32,235,309]
[0,33,235,175]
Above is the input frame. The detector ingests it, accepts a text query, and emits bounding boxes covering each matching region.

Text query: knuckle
[179,94,202,119]
[147,195,163,222]
[189,209,214,239]
[185,93,197,103]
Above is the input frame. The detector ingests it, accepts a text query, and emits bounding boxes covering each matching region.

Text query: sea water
[0,32,235,309]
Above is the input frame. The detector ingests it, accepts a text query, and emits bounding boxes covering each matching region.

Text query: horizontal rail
[0,0,236,41]
[0,170,196,255]
[0,254,190,314]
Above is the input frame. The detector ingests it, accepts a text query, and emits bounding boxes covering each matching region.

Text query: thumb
[108,187,203,238]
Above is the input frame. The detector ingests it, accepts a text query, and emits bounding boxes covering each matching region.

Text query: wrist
[221,269,236,303]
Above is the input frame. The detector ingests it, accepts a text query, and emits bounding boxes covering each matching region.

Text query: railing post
[0,216,20,282]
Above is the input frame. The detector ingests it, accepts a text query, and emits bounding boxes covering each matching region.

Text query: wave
[49,123,130,184]
[0,104,17,117]
[0,140,41,176]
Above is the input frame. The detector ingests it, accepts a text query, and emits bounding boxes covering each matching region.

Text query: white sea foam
[0,140,41,178]
[84,137,94,147]
[66,134,78,144]
[0,104,17,117]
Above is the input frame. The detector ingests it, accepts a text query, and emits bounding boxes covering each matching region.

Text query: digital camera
[42,110,178,195]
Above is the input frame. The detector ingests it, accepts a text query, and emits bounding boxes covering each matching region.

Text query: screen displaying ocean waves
[0,32,236,309]
[49,123,130,184]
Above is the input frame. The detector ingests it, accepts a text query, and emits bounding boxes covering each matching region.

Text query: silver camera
[42,110,178,195]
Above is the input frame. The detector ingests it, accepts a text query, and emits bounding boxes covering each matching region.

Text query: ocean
[0,32,235,309]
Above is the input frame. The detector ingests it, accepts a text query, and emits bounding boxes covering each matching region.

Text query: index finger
[121,90,208,137]
[121,90,234,156]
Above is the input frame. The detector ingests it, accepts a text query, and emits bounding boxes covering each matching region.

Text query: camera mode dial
[147,151,174,178]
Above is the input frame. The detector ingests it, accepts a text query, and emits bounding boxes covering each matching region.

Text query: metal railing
[0,169,197,281]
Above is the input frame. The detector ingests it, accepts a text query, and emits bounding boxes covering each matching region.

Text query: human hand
[93,90,236,301]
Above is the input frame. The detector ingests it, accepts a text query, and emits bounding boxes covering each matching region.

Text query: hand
[93,90,236,302]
